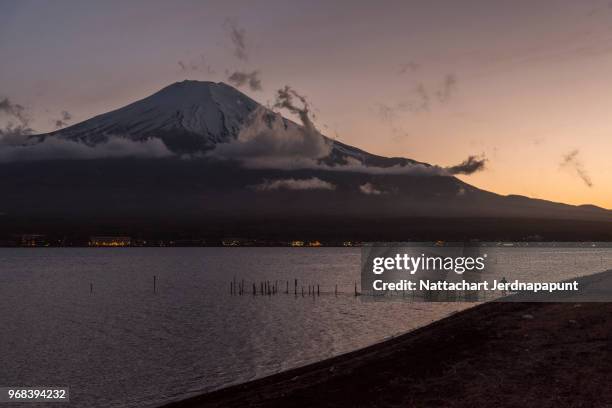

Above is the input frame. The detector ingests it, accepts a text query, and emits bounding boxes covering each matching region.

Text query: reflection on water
[0,248,468,408]
[0,247,609,407]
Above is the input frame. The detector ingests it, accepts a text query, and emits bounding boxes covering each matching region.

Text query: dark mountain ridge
[1,81,611,241]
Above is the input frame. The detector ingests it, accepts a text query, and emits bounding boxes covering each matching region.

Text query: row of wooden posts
[230,278,360,297]
[88,275,359,296]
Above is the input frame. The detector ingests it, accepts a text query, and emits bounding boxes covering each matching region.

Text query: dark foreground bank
[161,272,612,408]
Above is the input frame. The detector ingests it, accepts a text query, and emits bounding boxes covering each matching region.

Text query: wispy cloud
[0,97,33,141]
[560,149,593,187]
[177,54,215,75]
[0,136,173,163]
[225,19,248,61]
[398,61,420,75]
[376,83,430,123]
[212,85,486,177]
[435,74,458,104]
[253,177,335,191]
[54,110,72,129]
[359,182,384,195]
[211,105,332,169]
[227,70,262,91]
[446,155,486,175]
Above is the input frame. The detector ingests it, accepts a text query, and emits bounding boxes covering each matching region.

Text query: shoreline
[161,270,612,408]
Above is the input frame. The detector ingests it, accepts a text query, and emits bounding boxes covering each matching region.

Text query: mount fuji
[37,80,422,168]
[1,80,611,241]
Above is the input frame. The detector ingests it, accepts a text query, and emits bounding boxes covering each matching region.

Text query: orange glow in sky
[1,0,611,208]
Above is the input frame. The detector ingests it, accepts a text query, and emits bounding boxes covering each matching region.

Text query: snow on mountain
[3,80,610,228]
[38,80,426,167]
[43,81,259,151]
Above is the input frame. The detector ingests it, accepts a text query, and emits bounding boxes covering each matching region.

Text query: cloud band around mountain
[0,136,173,163]
[252,177,336,191]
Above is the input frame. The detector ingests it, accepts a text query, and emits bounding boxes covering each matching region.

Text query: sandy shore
[162,274,612,408]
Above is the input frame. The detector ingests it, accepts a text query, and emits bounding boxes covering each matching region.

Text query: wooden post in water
[301,286,304,297]
[294,279,298,295]
[286,280,289,294]
[335,284,337,296]
[90,283,93,295]
[153,275,157,294]
[317,284,320,296]
[354,281,357,296]
[253,283,256,295]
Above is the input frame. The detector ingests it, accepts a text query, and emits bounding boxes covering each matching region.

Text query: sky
[1,0,612,208]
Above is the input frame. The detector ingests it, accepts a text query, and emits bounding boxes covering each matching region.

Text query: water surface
[0,248,468,407]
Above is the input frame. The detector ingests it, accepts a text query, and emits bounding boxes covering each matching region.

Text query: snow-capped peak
[44,81,259,150]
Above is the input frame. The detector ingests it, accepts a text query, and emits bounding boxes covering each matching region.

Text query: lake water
[0,247,610,407]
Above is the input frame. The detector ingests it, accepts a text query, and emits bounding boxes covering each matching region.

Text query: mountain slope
[1,80,611,240]
[42,81,259,152]
[39,80,424,167]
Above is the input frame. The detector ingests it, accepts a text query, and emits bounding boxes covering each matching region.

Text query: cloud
[0,98,173,163]
[378,73,457,129]
[212,86,331,168]
[399,62,420,74]
[177,54,215,75]
[560,149,593,187]
[323,156,442,175]
[253,177,336,191]
[359,182,384,195]
[0,97,33,140]
[227,70,262,91]
[376,83,430,123]
[211,85,486,177]
[273,86,317,129]
[54,110,72,129]
[414,83,430,111]
[225,19,248,61]
[436,74,458,103]
[211,105,332,169]
[445,155,487,175]
[0,136,173,163]
[0,98,28,122]
[377,103,397,122]
[0,123,33,142]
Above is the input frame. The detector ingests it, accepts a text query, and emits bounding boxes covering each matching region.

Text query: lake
[0,247,610,407]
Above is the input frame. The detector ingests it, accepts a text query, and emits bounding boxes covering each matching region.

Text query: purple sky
[2,0,612,207]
